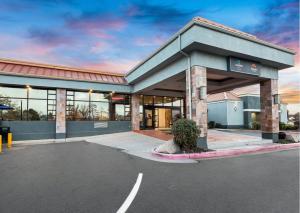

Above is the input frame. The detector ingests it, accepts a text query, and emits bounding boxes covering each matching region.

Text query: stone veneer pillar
[260,79,279,142]
[186,66,208,149]
[56,89,66,139]
[131,94,140,131]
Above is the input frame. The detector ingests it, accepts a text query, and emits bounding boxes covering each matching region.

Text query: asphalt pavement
[0,142,299,213]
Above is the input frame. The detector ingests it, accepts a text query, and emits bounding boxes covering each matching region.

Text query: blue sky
[0,0,299,111]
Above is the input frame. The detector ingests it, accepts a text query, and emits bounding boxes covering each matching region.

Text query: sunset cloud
[124,2,197,32]
[0,0,298,112]
[27,28,75,46]
[83,59,139,74]
[64,12,127,33]
[134,35,167,47]
[246,0,299,50]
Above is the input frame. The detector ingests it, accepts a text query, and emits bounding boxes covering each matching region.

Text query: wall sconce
[198,86,207,100]
[273,94,280,104]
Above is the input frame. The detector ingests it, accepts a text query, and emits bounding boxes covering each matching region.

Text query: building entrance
[143,106,180,129]
[140,95,185,129]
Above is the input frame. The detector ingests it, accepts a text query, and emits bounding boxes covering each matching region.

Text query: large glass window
[67,91,95,121]
[0,86,56,121]
[66,90,130,121]
[90,102,109,121]
[139,95,185,129]
[111,94,131,121]
[143,96,153,105]
[154,96,163,106]
[164,97,173,106]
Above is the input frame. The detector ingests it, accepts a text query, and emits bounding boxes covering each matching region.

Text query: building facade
[207,89,289,129]
[0,17,295,147]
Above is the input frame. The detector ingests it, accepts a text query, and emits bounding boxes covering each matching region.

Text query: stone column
[56,89,66,139]
[260,79,279,142]
[186,66,208,149]
[131,94,140,131]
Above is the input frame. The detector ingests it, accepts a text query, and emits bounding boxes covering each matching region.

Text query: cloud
[0,0,34,12]
[0,33,57,63]
[124,1,197,32]
[27,28,75,46]
[245,0,299,51]
[279,68,300,106]
[82,59,140,74]
[90,41,111,54]
[244,0,300,107]
[64,12,126,33]
[0,0,76,12]
[280,90,300,104]
[134,35,167,47]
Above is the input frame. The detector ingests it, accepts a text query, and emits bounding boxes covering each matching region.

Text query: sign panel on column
[56,89,66,139]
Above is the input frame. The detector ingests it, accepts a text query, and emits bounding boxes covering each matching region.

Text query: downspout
[178,34,192,120]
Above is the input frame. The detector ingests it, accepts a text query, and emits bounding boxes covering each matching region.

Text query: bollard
[0,135,2,153]
[7,133,12,149]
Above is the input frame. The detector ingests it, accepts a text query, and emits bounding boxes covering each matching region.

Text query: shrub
[215,123,222,128]
[252,121,260,130]
[172,119,200,151]
[279,132,286,139]
[279,122,286,130]
[280,122,297,130]
[208,121,216,129]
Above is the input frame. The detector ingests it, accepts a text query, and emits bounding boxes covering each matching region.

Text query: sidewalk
[86,132,197,163]
[11,130,300,163]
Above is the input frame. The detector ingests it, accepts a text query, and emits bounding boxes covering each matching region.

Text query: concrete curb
[12,137,90,146]
[152,143,300,160]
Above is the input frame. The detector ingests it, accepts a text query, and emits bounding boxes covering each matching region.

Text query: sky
[0,0,299,113]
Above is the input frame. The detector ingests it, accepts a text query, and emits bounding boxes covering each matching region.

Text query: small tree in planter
[171,118,200,152]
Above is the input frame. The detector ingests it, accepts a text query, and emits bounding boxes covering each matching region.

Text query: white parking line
[117,173,143,213]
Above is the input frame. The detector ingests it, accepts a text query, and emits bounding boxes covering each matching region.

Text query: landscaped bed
[155,118,210,154]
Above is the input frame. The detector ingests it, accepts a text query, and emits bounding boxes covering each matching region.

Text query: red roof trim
[0,59,127,85]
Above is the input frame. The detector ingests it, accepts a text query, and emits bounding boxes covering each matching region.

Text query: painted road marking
[117,173,143,213]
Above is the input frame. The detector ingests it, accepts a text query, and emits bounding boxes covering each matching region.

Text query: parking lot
[0,142,299,213]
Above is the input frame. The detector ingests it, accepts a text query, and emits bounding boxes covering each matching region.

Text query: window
[139,95,185,128]
[90,102,109,121]
[111,94,131,121]
[67,91,94,121]
[66,90,130,121]
[172,98,181,107]
[0,86,56,121]
[154,96,163,106]
[143,96,153,105]
[164,97,173,106]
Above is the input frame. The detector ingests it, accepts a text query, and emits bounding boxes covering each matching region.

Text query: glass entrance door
[144,109,153,128]
[155,108,172,129]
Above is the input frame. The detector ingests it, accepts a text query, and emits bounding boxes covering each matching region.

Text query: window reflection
[143,96,153,105]
[66,90,131,121]
[0,86,56,121]
[28,99,47,120]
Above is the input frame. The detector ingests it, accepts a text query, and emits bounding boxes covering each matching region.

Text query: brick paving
[135,129,261,143]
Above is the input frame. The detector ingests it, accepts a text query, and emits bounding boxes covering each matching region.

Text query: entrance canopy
[128,17,296,148]
[126,17,295,93]
[133,66,272,97]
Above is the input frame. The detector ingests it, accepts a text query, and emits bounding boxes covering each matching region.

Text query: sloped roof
[193,17,294,53]
[126,17,295,78]
[193,17,257,40]
[208,91,241,102]
[0,58,127,85]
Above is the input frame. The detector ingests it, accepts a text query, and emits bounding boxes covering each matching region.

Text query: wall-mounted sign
[228,57,261,75]
[94,122,108,128]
